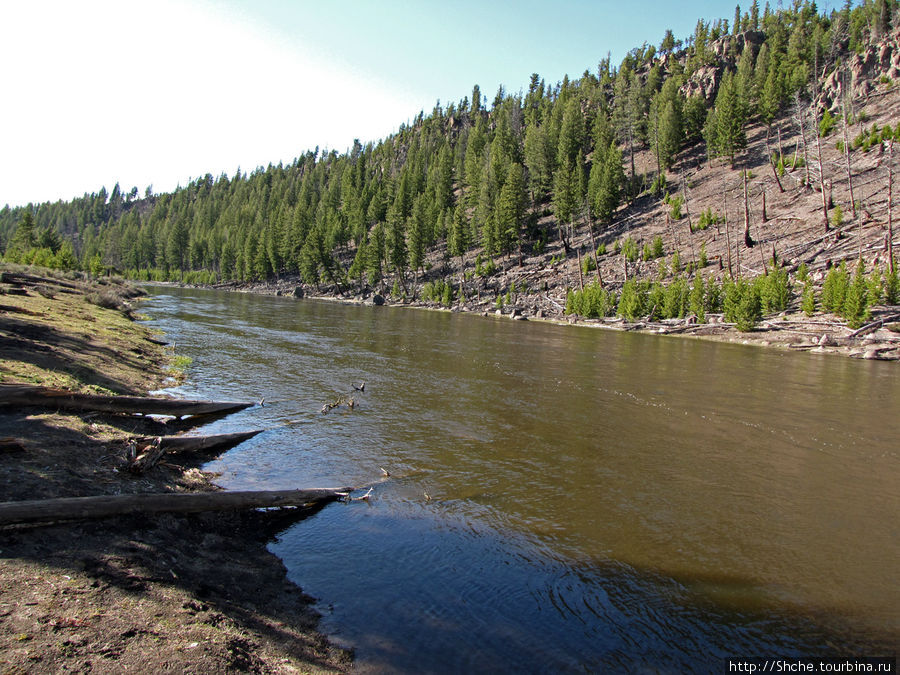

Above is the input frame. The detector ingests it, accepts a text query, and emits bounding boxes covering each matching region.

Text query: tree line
[2,0,896,298]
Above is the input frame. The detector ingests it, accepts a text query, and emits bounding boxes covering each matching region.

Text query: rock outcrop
[821,27,900,110]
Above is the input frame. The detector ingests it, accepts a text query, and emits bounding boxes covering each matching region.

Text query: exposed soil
[0,267,350,674]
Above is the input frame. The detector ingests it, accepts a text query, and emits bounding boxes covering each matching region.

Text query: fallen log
[128,430,264,473]
[0,384,253,418]
[848,313,900,339]
[136,430,263,455]
[0,488,352,526]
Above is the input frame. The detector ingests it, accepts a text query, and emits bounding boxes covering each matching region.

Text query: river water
[145,287,898,672]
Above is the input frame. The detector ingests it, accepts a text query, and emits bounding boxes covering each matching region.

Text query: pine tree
[524,123,553,202]
[588,142,625,225]
[553,160,578,248]
[388,210,408,294]
[407,196,426,281]
[5,212,37,261]
[497,163,527,264]
[712,71,749,166]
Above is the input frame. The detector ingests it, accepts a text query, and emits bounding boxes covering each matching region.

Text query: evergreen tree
[407,196,426,281]
[166,220,190,274]
[711,71,749,166]
[524,122,554,201]
[5,213,37,261]
[588,142,625,225]
[497,163,527,263]
[553,159,578,247]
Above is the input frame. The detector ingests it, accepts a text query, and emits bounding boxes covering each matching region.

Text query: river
[145,286,898,672]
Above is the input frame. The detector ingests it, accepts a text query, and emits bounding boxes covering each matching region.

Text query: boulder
[372,294,385,306]
[292,286,304,298]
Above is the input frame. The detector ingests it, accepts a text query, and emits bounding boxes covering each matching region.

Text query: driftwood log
[0,488,352,526]
[128,430,264,473]
[0,384,253,418]
[134,430,263,456]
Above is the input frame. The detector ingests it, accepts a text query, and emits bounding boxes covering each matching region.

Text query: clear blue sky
[1,0,769,208]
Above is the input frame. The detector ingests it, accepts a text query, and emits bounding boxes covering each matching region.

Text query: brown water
[146,287,899,672]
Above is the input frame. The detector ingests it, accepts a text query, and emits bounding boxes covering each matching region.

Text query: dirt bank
[0,266,350,673]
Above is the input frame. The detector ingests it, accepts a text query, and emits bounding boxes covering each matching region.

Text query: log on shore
[0,488,352,526]
[138,430,264,455]
[128,430,264,473]
[0,384,254,418]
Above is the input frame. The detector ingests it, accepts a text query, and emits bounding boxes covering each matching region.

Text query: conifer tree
[553,160,578,249]
[5,213,37,261]
[711,71,748,167]
[588,142,625,226]
[497,163,527,264]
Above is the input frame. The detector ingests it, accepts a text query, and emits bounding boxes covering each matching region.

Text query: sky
[2,0,762,208]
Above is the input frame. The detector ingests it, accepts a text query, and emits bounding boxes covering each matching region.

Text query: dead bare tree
[722,176,734,279]
[841,74,857,219]
[889,139,895,275]
[743,171,754,247]
[680,168,696,266]
[793,94,812,186]
[812,101,831,232]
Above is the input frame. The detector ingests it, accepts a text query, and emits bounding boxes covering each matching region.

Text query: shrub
[705,276,722,312]
[657,259,668,280]
[651,173,667,194]
[582,255,597,274]
[819,108,835,137]
[831,203,844,228]
[668,194,684,220]
[646,282,666,320]
[724,277,761,331]
[842,260,870,328]
[85,289,125,311]
[566,283,616,318]
[867,267,883,306]
[663,277,690,318]
[622,237,639,263]
[617,279,647,320]
[670,250,681,275]
[885,267,900,305]
[689,274,706,323]
[651,235,665,259]
[423,279,454,306]
[696,208,721,231]
[759,266,791,314]
[698,242,708,268]
[821,262,849,313]
[475,256,497,277]
[442,281,454,306]
[801,280,817,316]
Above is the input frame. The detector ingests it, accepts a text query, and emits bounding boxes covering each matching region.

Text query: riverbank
[0,266,350,673]
[204,276,900,362]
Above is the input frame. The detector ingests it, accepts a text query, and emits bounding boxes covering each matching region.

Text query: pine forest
[4,0,900,334]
